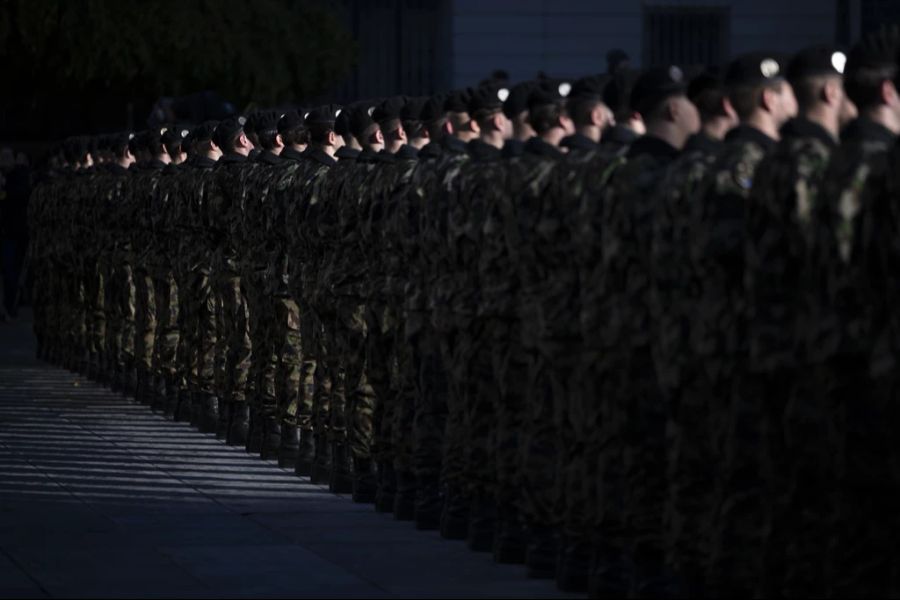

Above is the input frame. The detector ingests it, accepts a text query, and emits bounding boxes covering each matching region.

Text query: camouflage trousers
[392,307,418,499]
[84,265,106,366]
[133,267,156,373]
[273,294,310,427]
[366,300,398,471]
[435,310,467,510]
[308,292,339,443]
[334,297,372,458]
[151,270,179,380]
[186,267,216,395]
[244,269,276,416]
[116,261,136,370]
[462,315,497,503]
[214,272,251,404]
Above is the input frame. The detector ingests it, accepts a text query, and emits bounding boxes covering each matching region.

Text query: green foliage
[0,0,357,105]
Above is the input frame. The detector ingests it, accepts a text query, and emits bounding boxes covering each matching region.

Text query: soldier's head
[255,110,285,155]
[503,81,537,142]
[62,136,91,169]
[845,24,900,133]
[401,97,430,149]
[306,105,344,157]
[243,111,262,149]
[278,110,308,152]
[445,89,479,142]
[213,116,255,157]
[604,68,646,136]
[630,66,700,150]
[88,136,109,165]
[348,103,384,152]
[373,96,409,154]
[688,69,738,141]
[421,94,451,143]
[726,53,798,139]
[468,85,513,149]
[162,127,189,164]
[192,121,222,161]
[527,80,575,147]
[787,45,855,139]
[606,48,630,76]
[567,75,614,143]
[110,132,136,167]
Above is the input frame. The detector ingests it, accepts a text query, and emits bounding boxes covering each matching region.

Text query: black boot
[467,497,496,553]
[352,457,376,504]
[260,416,282,460]
[150,375,167,412]
[393,468,416,521]
[226,404,250,446]
[525,525,559,580]
[135,369,149,404]
[329,443,353,494]
[163,379,179,417]
[440,487,469,540]
[309,436,331,483]
[374,461,396,513]
[294,429,315,477]
[215,400,230,439]
[123,364,137,397]
[246,408,264,455]
[278,424,300,470]
[110,367,123,393]
[493,511,527,564]
[197,394,219,434]
[555,536,591,593]
[174,388,193,422]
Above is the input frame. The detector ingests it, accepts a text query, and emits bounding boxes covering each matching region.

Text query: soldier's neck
[701,117,734,142]
[742,112,781,142]
[862,105,900,136]
[801,106,840,141]
[575,125,601,143]
[645,120,689,151]
[480,131,506,149]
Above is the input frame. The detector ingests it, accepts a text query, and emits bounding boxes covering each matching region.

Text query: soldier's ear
[275,134,284,147]
[760,86,777,114]
[442,120,454,136]
[880,79,899,107]
[821,78,842,106]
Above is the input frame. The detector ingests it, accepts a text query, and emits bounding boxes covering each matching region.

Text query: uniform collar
[781,117,837,149]
[502,138,525,158]
[626,134,680,161]
[192,156,217,169]
[840,116,897,147]
[418,142,442,160]
[281,147,306,162]
[561,133,600,152]
[304,147,337,168]
[442,135,469,155]
[335,146,361,161]
[394,144,419,160]
[255,150,284,166]
[683,132,723,156]
[725,124,778,151]
[524,136,565,159]
[467,139,503,162]
[219,152,249,165]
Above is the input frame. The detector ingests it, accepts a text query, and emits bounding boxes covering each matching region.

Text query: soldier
[692,53,797,597]
[601,68,646,154]
[745,45,855,597]
[500,81,537,158]
[812,25,900,596]
[653,70,736,597]
[208,116,256,445]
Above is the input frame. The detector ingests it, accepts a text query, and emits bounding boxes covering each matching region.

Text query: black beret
[212,115,247,149]
[243,111,261,135]
[277,110,306,135]
[162,126,190,147]
[306,104,342,126]
[421,94,447,123]
[401,96,428,122]
[468,84,509,115]
[372,96,408,125]
[629,66,688,114]
[687,69,724,102]
[846,24,900,72]
[569,75,609,101]
[127,131,144,154]
[603,68,640,112]
[109,132,133,152]
[253,110,282,135]
[502,81,536,118]
[527,79,573,113]
[444,88,474,113]
[347,103,377,139]
[334,109,351,137]
[787,45,847,81]
[192,120,219,143]
[725,52,788,88]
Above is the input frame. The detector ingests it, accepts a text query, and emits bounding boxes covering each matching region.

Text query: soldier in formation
[28,25,900,598]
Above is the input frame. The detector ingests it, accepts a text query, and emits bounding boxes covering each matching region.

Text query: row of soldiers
[29,25,900,599]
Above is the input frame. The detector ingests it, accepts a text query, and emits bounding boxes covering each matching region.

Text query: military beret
[603,68,640,113]
[687,69,724,102]
[421,94,447,123]
[502,81,536,119]
[277,110,306,135]
[725,52,788,88]
[192,121,219,143]
[569,75,609,101]
[346,103,377,139]
[787,45,847,81]
[468,85,509,115]
[242,111,261,135]
[253,110,282,135]
[846,23,900,72]
[444,88,474,113]
[334,109,351,137]
[162,126,190,147]
[527,79,573,113]
[372,96,408,125]
[212,115,247,149]
[401,96,428,122]
[629,66,688,115]
[306,104,342,126]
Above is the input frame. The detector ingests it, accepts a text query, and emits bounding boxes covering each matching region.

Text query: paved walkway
[0,313,576,598]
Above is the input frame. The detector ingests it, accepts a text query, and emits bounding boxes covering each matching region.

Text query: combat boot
[440,487,469,540]
[135,368,149,404]
[189,391,203,427]
[260,416,282,460]
[374,461,396,513]
[493,509,527,564]
[467,496,496,552]
[226,403,250,446]
[215,401,230,439]
[246,407,264,455]
[555,537,591,593]
[329,443,354,494]
[87,352,99,382]
[163,378,179,417]
[197,394,219,434]
[294,429,315,477]
[123,364,138,397]
[413,482,442,530]
[392,468,416,521]
[110,366,123,393]
[174,388,192,422]
[525,525,559,579]
[278,424,300,470]
[150,375,167,412]
[310,436,332,484]
[351,457,376,504]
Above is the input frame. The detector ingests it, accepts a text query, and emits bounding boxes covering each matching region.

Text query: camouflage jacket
[207,152,254,277]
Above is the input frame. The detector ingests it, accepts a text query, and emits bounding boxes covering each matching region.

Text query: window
[643,6,730,69]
